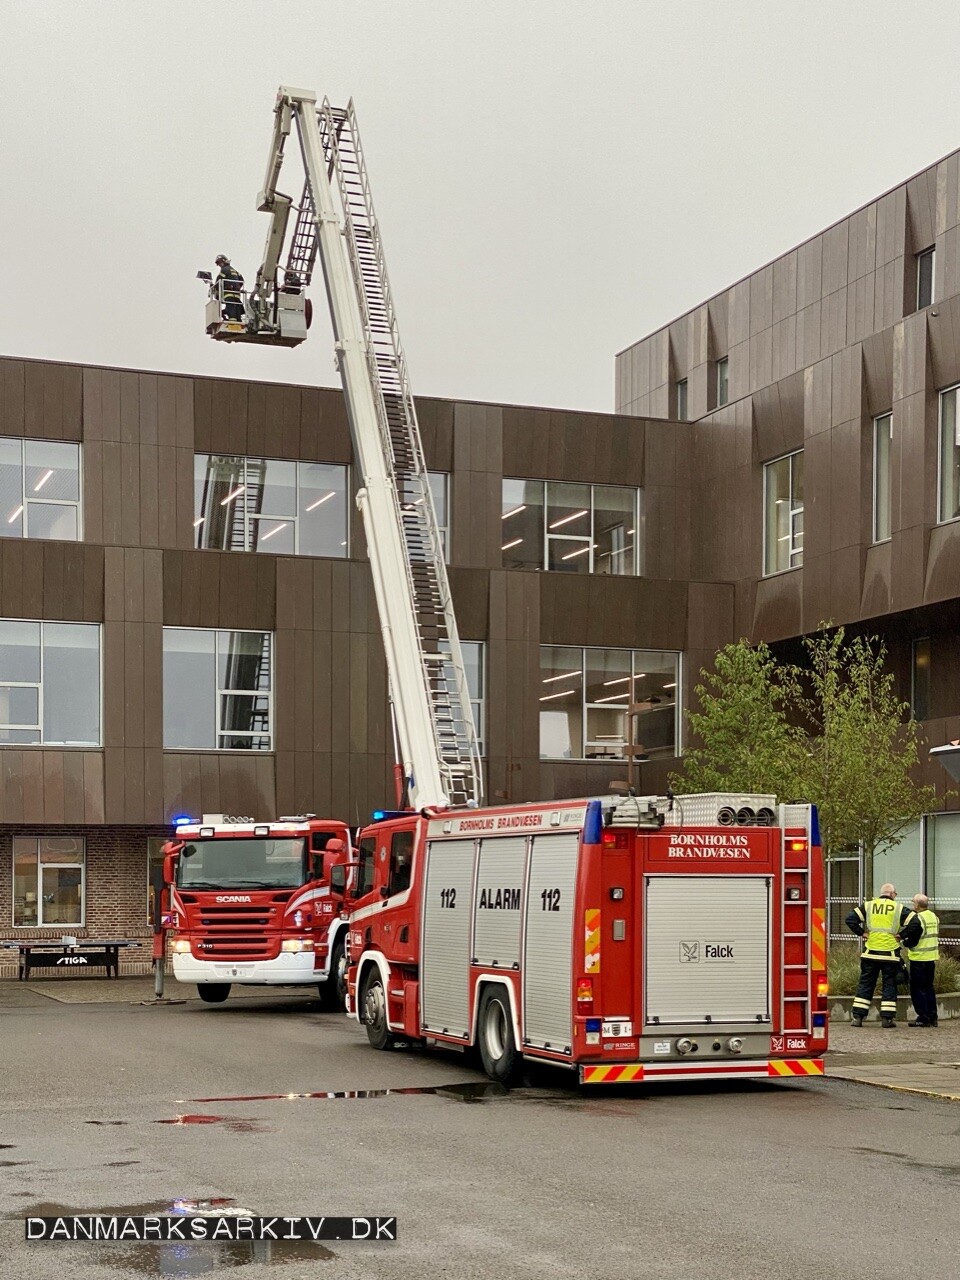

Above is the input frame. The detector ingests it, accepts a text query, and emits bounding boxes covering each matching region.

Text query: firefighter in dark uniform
[845,883,921,1028]
[215,255,245,322]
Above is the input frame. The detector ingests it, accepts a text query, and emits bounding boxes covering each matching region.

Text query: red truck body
[163,816,352,1006]
[343,792,828,1084]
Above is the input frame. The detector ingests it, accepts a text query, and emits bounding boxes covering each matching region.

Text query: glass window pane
[585,650,631,758]
[717,358,729,406]
[249,517,295,554]
[927,813,960,948]
[195,455,246,550]
[548,537,592,573]
[764,457,791,574]
[918,249,935,310]
[41,865,83,925]
[147,837,167,923]
[24,441,80,502]
[217,632,271,693]
[502,479,544,569]
[42,623,101,746]
[163,628,216,749]
[40,837,84,865]
[26,502,78,542]
[940,389,960,522]
[219,694,271,736]
[539,645,583,758]
[912,638,931,720]
[0,620,40,683]
[874,414,892,542]
[0,685,39,726]
[298,462,348,558]
[218,733,272,751]
[252,458,297,519]
[13,840,38,926]
[593,486,636,576]
[428,472,447,529]
[0,438,23,537]
[632,651,679,758]
[0,727,41,743]
[872,823,922,900]
[546,482,591,537]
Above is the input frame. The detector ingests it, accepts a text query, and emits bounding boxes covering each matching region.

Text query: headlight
[281,939,314,952]
[172,939,191,954]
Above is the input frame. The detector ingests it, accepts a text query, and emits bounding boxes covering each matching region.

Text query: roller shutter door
[645,876,770,1025]
[420,839,475,1037]
[473,836,527,969]
[522,832,579,1054]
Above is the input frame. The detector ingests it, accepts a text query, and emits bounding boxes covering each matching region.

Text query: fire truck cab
[343,792,828,1086]
[163,814,352,1007]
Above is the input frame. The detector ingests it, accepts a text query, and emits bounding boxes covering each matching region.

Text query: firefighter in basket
[845,883,921,1028]
[214,255,245,322]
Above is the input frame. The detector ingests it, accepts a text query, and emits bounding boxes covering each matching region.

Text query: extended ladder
[260,87,482,809]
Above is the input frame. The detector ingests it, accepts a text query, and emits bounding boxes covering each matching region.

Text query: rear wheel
[197,983,231,1004]
[319,936,347,1011]
[361,971,396,1050]
[477,986,522,1085]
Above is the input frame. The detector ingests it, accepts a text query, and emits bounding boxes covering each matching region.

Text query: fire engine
[207,87,828,1084]
[338,793,827,1085]
[162,814,352,1006]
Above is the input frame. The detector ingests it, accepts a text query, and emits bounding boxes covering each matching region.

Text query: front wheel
[361,972,396,1051]
[197,983,231,1004]
[477,986,523,1085]
[319,936,347,1011]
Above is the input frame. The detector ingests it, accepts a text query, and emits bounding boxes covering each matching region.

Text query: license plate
[217,966,253,979]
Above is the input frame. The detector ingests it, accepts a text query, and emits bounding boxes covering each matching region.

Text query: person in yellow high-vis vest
[845,883,921,1028]
[906,894,940,1028]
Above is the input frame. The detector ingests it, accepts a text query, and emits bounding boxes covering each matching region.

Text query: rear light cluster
[576,978,594,1013]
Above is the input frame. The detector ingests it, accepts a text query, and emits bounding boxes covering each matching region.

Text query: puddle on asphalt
[15,1200,335,1273]
[187,1081,512,1104]
[154,1116,271,1133]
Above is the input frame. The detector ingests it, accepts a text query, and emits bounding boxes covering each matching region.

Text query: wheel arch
[471,974,522,1050]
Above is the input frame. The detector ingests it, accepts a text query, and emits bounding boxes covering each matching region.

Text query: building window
[0,620,100,746]
[13,837,85,927]
[676,379,688,421]
[539,645,679,760]
[873,412,892,543]
[440,639,485,754]
[716,358,729,408]
[0,438,81,541]
[501,480,639,575]
[147,837,166,924]
[938,385,960,522]
[926,813,960,948]
[911,637,930,721]
[163,628,273,750]
[763,451,804,574]
[399,471,449,559]
[194,455,349,557]
[917,247,935,310]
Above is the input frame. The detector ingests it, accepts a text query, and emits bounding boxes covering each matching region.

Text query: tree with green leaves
[669,639,808,801]
[797,625,938,871]
[671,627,939,872]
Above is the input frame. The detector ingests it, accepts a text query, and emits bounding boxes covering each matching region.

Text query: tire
[361,971,396,1051]
[319,936,347,1011]
[197,983,231,1004]
[477,986,523,1085]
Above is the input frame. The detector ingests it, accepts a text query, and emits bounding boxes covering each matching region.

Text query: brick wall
[0,825,170,978]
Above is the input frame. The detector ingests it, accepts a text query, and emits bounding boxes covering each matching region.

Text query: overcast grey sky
[3,2,960,412]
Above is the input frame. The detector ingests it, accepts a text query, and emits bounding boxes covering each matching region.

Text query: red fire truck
[338,792,828,1085]
[162,815,352,1007]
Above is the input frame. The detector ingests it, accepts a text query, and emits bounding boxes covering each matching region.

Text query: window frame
[716,358,729,408]
[762,450,804,576]
[12,836,86,928]
[872,411,893,544]
[917,246,935,311]
[194,454,350,558]
[676,378,688,421]
[911,636,931,722]
[162,627,275,752]
[938,384,960,525]
[0,619,102,748]
[538,644,680,762]
[147,837,166,925]
[501,479,640,575]
[0,437,83,543]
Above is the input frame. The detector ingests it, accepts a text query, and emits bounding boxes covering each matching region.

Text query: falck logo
[679,941,700,963]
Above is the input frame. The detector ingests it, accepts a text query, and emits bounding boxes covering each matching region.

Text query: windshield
[176,838,307,889]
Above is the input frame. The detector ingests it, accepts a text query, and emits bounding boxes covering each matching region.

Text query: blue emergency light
[173,815,193,826]
[371,809,408,822]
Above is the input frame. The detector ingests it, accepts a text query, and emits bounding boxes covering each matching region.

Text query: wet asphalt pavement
[2,988,960,1279]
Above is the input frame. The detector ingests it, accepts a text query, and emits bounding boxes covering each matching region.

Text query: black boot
[881,1018,897,1029]
[851,1015,864,1027]
[908,1019,929,1027]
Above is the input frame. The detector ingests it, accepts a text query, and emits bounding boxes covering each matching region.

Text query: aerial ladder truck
[201,87,828,1087]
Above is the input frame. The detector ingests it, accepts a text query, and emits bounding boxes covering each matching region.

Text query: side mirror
[380,885,389,898]
[329,864,346,894]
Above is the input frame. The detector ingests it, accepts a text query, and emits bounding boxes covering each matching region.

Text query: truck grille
[194,934,280,961]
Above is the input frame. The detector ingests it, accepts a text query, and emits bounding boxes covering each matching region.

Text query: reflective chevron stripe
[768,1058,824,1077]
[584,909,601,974]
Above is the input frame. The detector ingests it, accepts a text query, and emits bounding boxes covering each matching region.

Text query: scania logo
[215,894,253,903]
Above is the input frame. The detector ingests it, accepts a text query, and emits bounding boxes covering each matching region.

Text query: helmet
[215,254,230,267]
